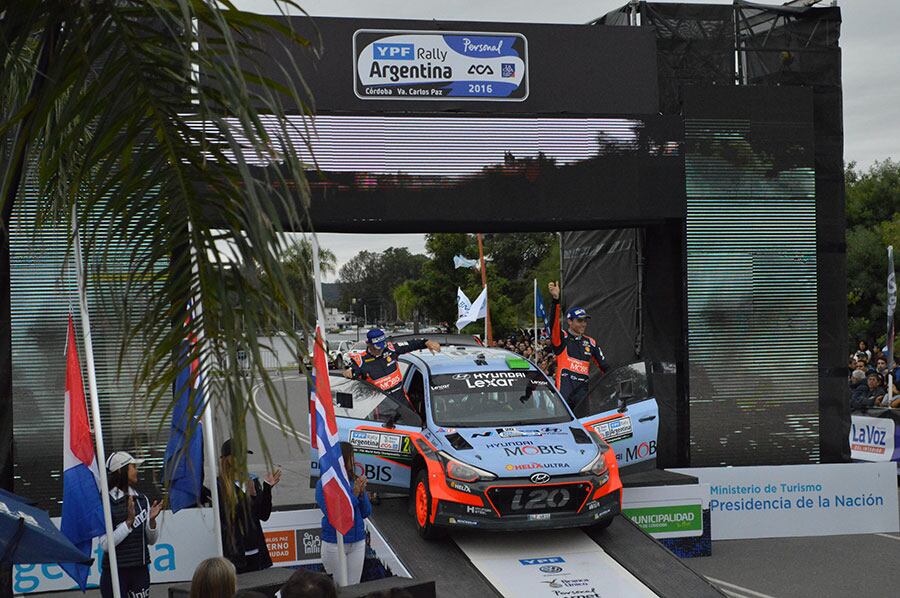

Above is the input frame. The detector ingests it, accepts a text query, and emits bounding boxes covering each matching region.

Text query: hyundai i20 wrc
[311,345,634,538]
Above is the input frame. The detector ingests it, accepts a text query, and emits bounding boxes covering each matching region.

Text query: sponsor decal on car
[448,480,472,493]
[466,505,494,516]
[503,444,567,457]
[591,416,633,443]
[504,462,567,471]
[349,429,413,459]
[448,518,478,526]
[496,426,543,438]
[527,513,551,521]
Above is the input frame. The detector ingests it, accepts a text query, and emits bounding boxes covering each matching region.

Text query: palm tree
[0,1,318,497]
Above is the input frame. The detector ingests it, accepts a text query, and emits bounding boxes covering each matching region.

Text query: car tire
[413,470,444,540]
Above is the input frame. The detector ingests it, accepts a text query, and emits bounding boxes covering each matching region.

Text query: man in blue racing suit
[344,328,441,408]
[548,281,609,412]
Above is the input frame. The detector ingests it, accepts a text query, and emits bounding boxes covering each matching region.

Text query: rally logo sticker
[591,416,633,443]
[354,29,528,101]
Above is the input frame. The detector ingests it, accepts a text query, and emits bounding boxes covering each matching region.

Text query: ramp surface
[586,517,724,598]
[453,528,657,597]
[369,497,501,597]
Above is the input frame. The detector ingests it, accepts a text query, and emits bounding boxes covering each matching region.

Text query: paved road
[237,374,315,507]
[691,528,900,598]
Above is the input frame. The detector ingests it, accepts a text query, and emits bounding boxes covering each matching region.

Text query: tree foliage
[845,160,900,346]
[339,247,426,323]
[1,1,318,471]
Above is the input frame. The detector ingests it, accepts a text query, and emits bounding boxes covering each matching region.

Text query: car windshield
[429,370,572,427]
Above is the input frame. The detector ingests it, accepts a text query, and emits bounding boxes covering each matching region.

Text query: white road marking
[251,375,310,442]
[875,533,900,541]
[705,577,779,598]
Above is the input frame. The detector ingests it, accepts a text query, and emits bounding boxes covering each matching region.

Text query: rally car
[311,345,638,538]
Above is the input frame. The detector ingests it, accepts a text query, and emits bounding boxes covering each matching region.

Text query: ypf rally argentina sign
[354,30,528,100]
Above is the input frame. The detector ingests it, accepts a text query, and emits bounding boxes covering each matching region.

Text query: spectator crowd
[492,332,557,378]
[848,339,900,410]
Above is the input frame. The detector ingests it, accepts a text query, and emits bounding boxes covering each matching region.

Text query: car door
[309,375,422,493]
[578,361,660,470]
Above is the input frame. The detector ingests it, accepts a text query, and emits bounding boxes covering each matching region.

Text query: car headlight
[580,447,609,478]
[438,451,497,483]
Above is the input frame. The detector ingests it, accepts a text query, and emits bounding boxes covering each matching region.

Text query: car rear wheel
[413,470,444,540]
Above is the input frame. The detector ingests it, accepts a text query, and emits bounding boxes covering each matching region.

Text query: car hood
[435,425,599,478]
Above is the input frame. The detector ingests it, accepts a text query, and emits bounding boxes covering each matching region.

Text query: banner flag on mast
[535,285,550,336]
[453,255,479,270]
[60,314,106,590]
[163,305,206,512]
[887,246,896,405]
[456,287,488,331]
[310,327,356,535]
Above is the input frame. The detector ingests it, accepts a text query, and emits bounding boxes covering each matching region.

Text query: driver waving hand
[344,328,440,409]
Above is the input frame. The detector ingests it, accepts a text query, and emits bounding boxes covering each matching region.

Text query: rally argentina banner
[354,30,528,101]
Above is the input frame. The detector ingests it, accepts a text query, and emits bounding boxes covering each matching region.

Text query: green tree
[845,160,900,346]
[1,2,316,481]
[339,247,426,323]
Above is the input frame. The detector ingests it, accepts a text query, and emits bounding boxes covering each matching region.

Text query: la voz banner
[850,414,899,462]
[670,463,899,540]
[354,30,528,101]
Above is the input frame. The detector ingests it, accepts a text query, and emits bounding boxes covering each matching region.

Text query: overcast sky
[233,0,900,279]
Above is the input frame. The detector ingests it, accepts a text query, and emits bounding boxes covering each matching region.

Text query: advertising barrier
[13,508,218,595]
[670,463,900,540]
[850,413,899,464]
[622,484,711,557]
[13,507,409,595]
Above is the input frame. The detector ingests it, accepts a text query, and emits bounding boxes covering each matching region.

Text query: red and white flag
[309,327,355,534]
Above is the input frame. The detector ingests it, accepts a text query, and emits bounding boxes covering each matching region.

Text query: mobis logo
[503,445,567,456]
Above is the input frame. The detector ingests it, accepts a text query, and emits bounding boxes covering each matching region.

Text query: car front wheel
[413,470,444,540]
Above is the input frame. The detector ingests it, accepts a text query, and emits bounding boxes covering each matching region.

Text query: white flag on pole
[457,287,472,322]
[453,255,480,270]
[457,287,488,331]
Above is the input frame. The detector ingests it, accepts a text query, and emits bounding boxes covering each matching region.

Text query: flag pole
[312,233,348,587]
[71,206,121,598]
[534,279,539,356]
[186,224,224,556]
[477,233,492,344]
[887,246,896,407]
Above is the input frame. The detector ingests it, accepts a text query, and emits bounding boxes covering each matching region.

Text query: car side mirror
[336,391,353,409]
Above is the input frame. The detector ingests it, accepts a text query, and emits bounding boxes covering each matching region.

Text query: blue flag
[535,288,550,334]
[163,338,205,512]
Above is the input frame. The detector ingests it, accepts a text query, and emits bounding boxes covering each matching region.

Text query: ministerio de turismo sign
[670,462,899,540]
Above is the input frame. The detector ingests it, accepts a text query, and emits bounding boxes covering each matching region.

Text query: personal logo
[530,472,551,484]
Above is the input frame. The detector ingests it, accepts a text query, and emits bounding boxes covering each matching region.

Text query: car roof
[402,346,538,376]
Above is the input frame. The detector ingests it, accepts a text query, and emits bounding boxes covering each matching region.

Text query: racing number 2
[510,488,571,511]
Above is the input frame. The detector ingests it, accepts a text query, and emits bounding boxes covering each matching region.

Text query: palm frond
[1,1,320,476]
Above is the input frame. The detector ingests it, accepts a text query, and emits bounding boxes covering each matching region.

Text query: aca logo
[373,43,414,60]
[467,64,494,75]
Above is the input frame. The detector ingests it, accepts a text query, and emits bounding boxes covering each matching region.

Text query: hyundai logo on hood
[530,472,550,484]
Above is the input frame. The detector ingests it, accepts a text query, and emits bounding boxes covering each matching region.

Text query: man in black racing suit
[548,281,609,412]
[343,328,441,408]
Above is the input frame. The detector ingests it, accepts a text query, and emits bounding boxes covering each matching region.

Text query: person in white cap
[98,451,162,598]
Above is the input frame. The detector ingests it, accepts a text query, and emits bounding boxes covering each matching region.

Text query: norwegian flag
[310,327,355,535]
